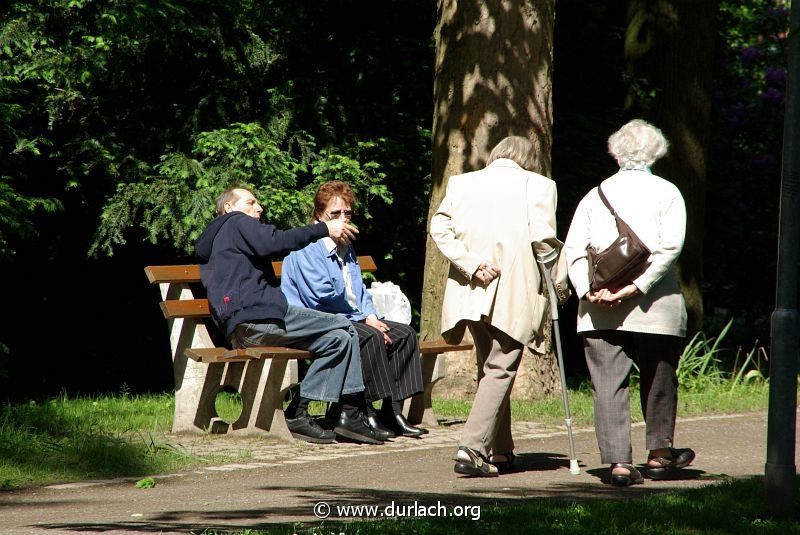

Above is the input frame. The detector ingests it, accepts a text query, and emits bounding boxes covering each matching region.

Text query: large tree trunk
[624,0,718,335]
[420,0,560,400]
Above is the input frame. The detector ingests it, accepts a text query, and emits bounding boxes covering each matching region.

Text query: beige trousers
[460,320,523,458]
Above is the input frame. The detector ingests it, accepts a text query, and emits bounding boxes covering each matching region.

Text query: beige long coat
[430,159,562,353]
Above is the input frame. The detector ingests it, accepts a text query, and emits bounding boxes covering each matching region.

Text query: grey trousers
[583,330,683,464]
[460,320,523,458]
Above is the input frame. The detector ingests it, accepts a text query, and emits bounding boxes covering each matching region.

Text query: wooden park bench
[145,256,472,440]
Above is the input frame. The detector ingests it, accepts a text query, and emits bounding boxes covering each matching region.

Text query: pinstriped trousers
[583,330,683,464]
[351,320,424,403]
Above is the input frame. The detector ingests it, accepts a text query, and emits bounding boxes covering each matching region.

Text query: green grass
[434,380,769,428]
[0,392,238,489]
[191,476,800,534]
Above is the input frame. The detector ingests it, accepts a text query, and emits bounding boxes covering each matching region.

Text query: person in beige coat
[431,136,565,477]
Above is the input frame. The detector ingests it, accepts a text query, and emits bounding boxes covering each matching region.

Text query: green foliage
[678,319,732,388]
[0,175,62,259]
[89,122,391,256]
[677,319,768,392]
[705,0,789,338]
[135,476,155,489]
[0,75,62,259]
[1,0,297,255]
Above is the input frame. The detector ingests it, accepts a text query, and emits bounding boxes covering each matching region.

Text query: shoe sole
[334,426,384,445]
[454,462,499,477]
[611,474,644,486]
[289,432,335,444]
[646,450,696,480]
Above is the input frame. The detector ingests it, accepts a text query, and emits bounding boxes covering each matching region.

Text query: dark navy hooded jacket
[194,211,329,340]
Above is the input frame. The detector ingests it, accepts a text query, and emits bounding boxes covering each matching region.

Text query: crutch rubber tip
[569,459,581,475]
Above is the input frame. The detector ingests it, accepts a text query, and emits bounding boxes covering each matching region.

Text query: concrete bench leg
[406,353,442,427]
[182,359,301,439]
[225,359,298,439]
[162,282,301,439]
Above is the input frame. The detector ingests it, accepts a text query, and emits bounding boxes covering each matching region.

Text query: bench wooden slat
[419,340,473,354]
[145,264,201,284]
[186,346,311,363]
[160,299,210,319]
[145,255,377,284]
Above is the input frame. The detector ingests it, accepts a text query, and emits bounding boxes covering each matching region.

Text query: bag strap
[597,185,619,218]
[597,184,624,233]
[596,185,650,251]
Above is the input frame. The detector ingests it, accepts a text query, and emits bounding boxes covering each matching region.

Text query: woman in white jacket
[564,119,695,487]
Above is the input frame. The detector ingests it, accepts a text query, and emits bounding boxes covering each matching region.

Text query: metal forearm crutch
[536,248,580,475]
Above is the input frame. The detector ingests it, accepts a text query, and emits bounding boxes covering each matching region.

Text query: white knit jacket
[564,169,687,337]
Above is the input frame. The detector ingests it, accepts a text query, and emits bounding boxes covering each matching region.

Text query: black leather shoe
[382,412,426,438]
[334,411,384,445]
[285,414,335,444]
[367,412,395,440]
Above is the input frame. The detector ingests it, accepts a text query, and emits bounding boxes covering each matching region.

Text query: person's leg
[382,320,425,403]
[230,308,363,443]
[636,333,681,451]
[351,321,394,403]
[490,391,513,456]
[460,321,522,458]
[367,320,427,436]
[347,321,395,439]
[583,331,635,464]
[636,333,694,476]
[276,308,380,444]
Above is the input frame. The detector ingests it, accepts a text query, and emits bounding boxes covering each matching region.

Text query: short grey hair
[215,187,246,216]
[608,119,669,167]
[487,136,536,171]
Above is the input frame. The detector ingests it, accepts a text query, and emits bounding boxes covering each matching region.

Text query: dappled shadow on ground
[32,475,716,533]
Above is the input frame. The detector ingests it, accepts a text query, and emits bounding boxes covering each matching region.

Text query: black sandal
[489,451,516,473]
[609,463,644,487]
[646,447,695,480]
[454,446,499,477]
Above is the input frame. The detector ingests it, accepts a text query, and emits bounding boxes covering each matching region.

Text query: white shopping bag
[366,281,412,325]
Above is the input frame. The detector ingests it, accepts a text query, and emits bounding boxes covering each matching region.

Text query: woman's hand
[586,284,640,307]
[603,284,640,304]
[365,314,392,344]
[472,261,501,285]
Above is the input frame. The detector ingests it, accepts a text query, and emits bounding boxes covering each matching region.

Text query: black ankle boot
[380,410,426,437]
[334,407,385,445]
[366,405,394,439]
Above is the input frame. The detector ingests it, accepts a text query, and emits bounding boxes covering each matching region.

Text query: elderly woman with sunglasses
[281,181,427,439]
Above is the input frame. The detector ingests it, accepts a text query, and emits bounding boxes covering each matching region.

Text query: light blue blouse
[281,239,378,321]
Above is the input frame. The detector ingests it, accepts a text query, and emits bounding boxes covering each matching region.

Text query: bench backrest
[145,256,377,320]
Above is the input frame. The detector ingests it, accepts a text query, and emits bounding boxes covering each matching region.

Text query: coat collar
[487,158,523,171]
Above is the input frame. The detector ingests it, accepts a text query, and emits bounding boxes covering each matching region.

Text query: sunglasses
[326,209,354,220]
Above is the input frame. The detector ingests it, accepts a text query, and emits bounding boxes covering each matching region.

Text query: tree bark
[624,0,718,335]
[421,0,559,399]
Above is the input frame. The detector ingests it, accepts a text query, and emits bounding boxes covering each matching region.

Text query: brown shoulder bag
[586,185,651,291]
